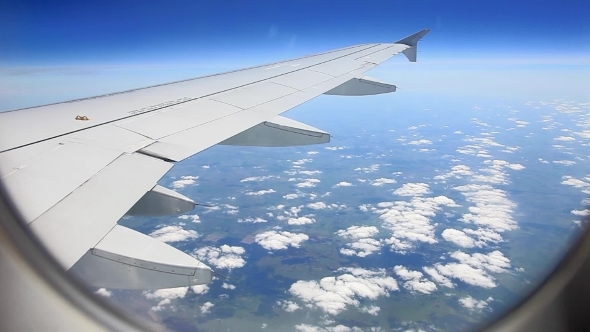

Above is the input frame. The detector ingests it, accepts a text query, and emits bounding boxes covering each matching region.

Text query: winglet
[395,28,430,62]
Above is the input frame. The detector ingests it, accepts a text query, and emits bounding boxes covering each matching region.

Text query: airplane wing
[0,29,429,290]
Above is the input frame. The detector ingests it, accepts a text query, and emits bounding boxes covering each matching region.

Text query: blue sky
[1,0,589,109]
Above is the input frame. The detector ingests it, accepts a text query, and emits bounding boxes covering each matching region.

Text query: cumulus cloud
[238,217,268,223]
[434,165,474,181]
[289,268,399,315]
[222,283,236,290]
[454,184,518,233]
[572,209,590,216]
[296,179,321,188]
[191,284,210,295]
[425,250,511,289]
[371,178,397,186]
[308,202,328,210]
[354,164,380,173]
[336,226,382,257]
[255,231,309,250]
[94,288,112,297]
[293,159,313,165]
[240,175,279,182]
[441,229,476,248]
[288,216,316,225]
[171,175,198,189]
[307,151,319,155]
[429,262,496,288]
[149,225,199,243]
[408,139,432,145]
[554,136,576,142]
[284,192,305,200]
[277,300,301,312]
[392,183,431,196]
[200,302,214,314]
[299,170,322,176]
[365,196,458,252]
[144,286,194,311]
[336,226,379,240]
[334,181,354,187]
[459,296,494,311]
[192,245,246,270]
[246,189,276,196]
[360,305,380,316]
[394,266,437,294]
[423,266,454,288]
[325,146,344,151]
[339,238,382,257]
[553,160,576,166]
[178,214,201,223]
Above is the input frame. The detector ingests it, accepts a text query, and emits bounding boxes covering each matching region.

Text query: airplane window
[0,1,588,331]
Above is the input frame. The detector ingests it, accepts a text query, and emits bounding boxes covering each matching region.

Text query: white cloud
[192,245,246,270]
[289,267,398,315]
[354,164,380,173]
[336,226,379,240]
[293,158,313,165]
[394,266,437,294]
[371,178,397,186]
[454,184,518,232]
[277,300,300,312]
[554,136,576,141]
[200,302,214,314]
[392,183,431,196]
[288,216,316,225]
[240,175,279,182]
[222,283,236,290]
[284,193,305,200]
[307,151,319,155]
[171,175,198,189]
[149,225,199,243]
[325,146,344,151]
[238,217,268,223]
[367,196,458,252]
[296,179,321,188]
[423,266,454,288]
[191,284,210,295]
[441,229,476,248]
[144,286,194,311]
[450,250,511,273]
[360,305,380,316]
[430,262,496,288]
[434,165,473,181]
[334,181,353,187]
[408,139,432,145]
[94,288,112,297]
[299,170,322,176]
[459,295,494,311]
[553,160,576,166]
[255,231,309,250]
[246,189,276,196]
[178,214,201,223]
[572,209,590,216]
[340,238,382,257]
[308,202,328,210]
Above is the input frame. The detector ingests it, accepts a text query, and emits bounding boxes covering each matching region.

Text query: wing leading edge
[0,29,429,290]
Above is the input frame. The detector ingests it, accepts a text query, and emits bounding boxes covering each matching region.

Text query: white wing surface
[0,29,429,289]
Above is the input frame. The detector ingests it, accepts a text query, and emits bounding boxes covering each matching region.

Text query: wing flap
[219,115,330,147]
[28,153,173,269]
[69,225,212,289]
